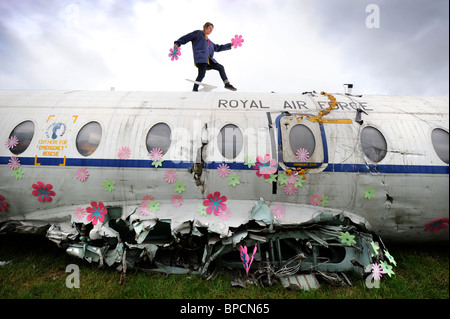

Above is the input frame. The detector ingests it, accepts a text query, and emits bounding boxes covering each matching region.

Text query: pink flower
[271,204,286,218]
[8,156,21,170]
[32,182,56,202]
[231,35,244,49]
[253,154,277,179]
[73,207,86,221]
[286,172,299,185]
[75,167,89,182]
[139,195,156,215]
[295,148,310,161]
[168,47,181,61]
[218,208,232,221]
[5,136,19,149]
[425,218,449,233]
[86,201,108,225]
[118,146,131,159]
[163,170,178,183]
[371,263,386,281]
[309,193,323,206]
[0,194,8,212]
[283,183,298,195]
[203,191,228,216]
[217,163,231,178]
[171,194,184,208]
[149,148,163,161]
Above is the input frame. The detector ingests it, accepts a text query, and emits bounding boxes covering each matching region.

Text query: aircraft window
[146,123,171,154]
[360,126,387,162]
[76,121,102,156]
[217,124,243,159]
[8,120,35,155]
[431,128,449,164]
[289,124,315,160]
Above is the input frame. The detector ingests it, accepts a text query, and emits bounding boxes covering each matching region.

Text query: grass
[0,233,448,300]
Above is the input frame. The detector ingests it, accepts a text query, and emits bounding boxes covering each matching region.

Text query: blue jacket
[174,30,231,64]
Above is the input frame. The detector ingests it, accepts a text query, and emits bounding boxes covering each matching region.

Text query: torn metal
[0,198,395,290]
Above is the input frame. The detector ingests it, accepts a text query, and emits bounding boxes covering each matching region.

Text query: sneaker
[225,83,237,91]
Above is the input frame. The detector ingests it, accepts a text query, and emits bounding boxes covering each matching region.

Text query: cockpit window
[8,121,35,155]
[431,128,449,164]
[146,123,172,154]
[360,126,387,162]
[288,124,315,160]
[217,124,243,160]
[76,121,102,156]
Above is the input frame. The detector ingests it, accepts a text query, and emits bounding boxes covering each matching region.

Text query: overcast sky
[0,0,448,96]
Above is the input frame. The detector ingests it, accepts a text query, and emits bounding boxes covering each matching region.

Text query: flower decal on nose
[32,182,56,202]
[86,201,108,225]
[203,191,228,216]
[253,154,277,179]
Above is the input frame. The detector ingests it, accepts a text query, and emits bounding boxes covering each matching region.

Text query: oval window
[76,121,102,156]
[146,123,171,154]
[289,124,315,160]
[8,120,35,155]
[361,126,387,162]
[217,124,243,159]
[431,128,449,164]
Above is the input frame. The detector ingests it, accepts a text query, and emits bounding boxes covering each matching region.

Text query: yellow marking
[72,115,78,123]
[308,118,353,124]
[46,115,55,123]
[34,155,41,166]
[59,156,67,166]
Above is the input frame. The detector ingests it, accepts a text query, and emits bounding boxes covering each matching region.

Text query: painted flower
[271,203,286,219]
[231,35,244,49]
[12,167,24,180]
[371,263,386,281]
[102,179,115,192]
[197,204,208,216]
[75,167,89,182]
[320,195,328,206]
[278,172,289,185]
[227,173,240,187]
[218,208,232,221]
[380,261,395,277]
[283,183,298,195]
[203,191,228,216]
[384,250,397,266]
[295,148,310,162]
[338,231,356,246]
[173,180,186,194]
[309,193,323,206]
[0,194,8,212]
[86,201,108,225]
[151,159,164,168]
[73,207,86,221]
[363,187,376,199]
[265,174,278,184]
[32,181,56,202]
[294,177,304,188]
[163,170,178,184]
[140,197,160,215]
[149,148,164,161]
[244,155,256,168]
[425,218,449,233]
[8,156,20,170]
[168,47,181,61]
[370,241,380,255]
[253,154,277,179]
[5,136,19,149]
[171,194,184,208]
[217,163,231,178]
[286,172,299,185]
[117,146,131,159]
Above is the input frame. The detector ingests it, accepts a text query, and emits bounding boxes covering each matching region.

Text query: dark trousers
[194,60,228,91]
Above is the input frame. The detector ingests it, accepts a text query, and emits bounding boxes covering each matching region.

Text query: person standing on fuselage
[174,22,237,92]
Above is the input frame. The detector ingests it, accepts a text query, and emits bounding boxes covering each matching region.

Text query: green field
[0,233,448,300]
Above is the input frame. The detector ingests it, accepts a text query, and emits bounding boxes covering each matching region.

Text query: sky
[0,0,448,96]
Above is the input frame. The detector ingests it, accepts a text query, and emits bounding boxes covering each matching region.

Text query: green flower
[363,187,376,199]
[148,200,160,213]
[294,177,304,188]
[197,205,207,216]
[264,174,277,184]
[173,180,186,194]
[152,159,164,168]
[320,195,328,206]
[244,155,256,168]
[338,231,356,246]
[370,241,380,255]
[12,167,24,180]
[103,179,115,192]
[384,250,397,266]
[380,260,395,277]
[278,172,288,185]
[227,173,240,187]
